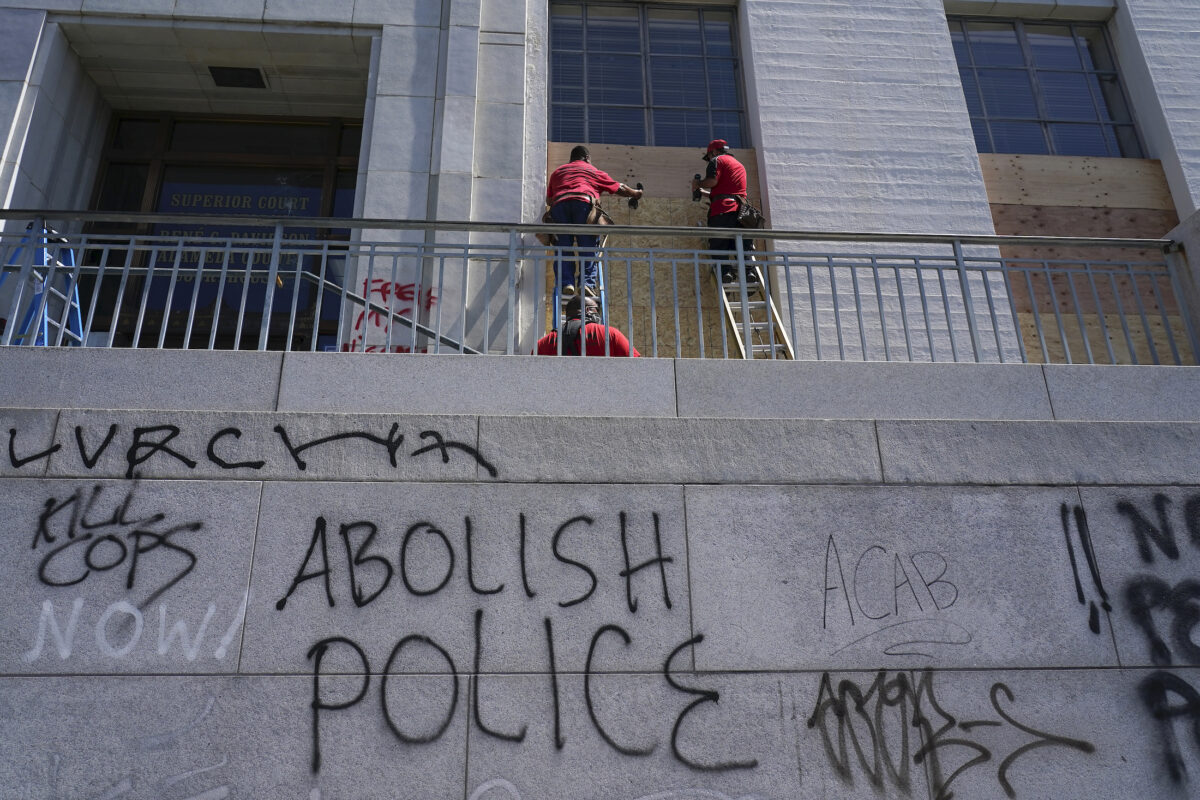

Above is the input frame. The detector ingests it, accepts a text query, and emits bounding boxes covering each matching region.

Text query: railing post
[736,233,753,357]
[2,216,43,346]
[257,222,284,351]
[953,239,983,362]
[1165,243,1200,364]
[506,228,518,355]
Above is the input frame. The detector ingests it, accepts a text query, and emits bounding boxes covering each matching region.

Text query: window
[87,115,361,349]
[949,18,1141,157]
[550,3,745,147]
[95,115,360,216]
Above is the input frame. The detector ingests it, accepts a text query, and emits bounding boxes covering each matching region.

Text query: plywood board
[547,142,761,202]
[980,153,1175,210]
[989,203,1178,240]
[536,197,754,358]
[1016,312,1196,366]
[989,203,1182,337]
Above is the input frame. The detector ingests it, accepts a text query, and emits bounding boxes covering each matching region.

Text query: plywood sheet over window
[981,153,1191,364]
[980,154,1174,210]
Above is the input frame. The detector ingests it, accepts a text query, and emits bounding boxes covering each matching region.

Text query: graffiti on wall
[1100,491,1200,785]
[15,471,1200,794]
[20,481,249,663]
[7,420,496,478]
[821,535,968,658]
[344,278,438,353]
[805,669,1093,800]
[280,507,761,774]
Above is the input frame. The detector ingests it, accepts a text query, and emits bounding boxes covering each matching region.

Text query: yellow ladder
[717,261,794,360]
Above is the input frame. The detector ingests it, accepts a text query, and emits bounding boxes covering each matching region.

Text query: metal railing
[1,210,1196,365]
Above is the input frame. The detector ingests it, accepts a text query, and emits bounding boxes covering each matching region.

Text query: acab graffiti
[20,478,1200,794]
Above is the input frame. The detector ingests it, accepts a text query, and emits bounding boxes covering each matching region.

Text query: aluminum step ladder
[716,260,794,360]
[552,234,609,327]
[1,227,84,347]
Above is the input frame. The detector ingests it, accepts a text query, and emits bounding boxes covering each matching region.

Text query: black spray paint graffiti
[8,421,498,478]
[821,536,965,657]
[822,536,960,629]
[31,483,203,613]
[1139,671,1200,784]
[1114,492,1200,666]
[281,511,755,774]
[1060,503,1112,635]
[275,511,673,612]
[1104,491,1200,785]
[806,670,1094,800]
[305,618,758,775]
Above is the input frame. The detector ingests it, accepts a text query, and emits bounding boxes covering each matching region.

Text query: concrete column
[739,1,1016,362]
[1113,0,1200,219]
[358,23,439,224]
[1167,208,1200,360]
[738,0,996,235]
[0,8,47,207]
[345,11,442,352]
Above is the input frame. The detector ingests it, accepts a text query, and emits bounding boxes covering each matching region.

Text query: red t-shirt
[534,322,640,357]
[546,160,622,203]
[706,153,747,216]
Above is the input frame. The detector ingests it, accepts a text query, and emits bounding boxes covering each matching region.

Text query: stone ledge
[879,419,1200,484]
[478,415,882,484]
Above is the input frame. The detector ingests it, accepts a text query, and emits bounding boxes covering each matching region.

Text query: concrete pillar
[0,8,47,208]
[1167,208,1200,360]
[738,0,996,235]
[1113,0,1200,218]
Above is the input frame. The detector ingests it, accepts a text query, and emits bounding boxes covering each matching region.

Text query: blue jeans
[550,199,599,292]
[707,210,742,256]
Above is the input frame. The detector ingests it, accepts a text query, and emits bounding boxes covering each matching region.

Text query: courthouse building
[4,4,1200,798]
[1,0,1198,359]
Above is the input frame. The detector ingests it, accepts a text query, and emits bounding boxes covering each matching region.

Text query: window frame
[948,16,1144,158]
[549,2,747,148]
[92,112,361,219]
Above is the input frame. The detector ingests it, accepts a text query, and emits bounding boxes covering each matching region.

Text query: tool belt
[712,193,765,229]
[538,197,614,245]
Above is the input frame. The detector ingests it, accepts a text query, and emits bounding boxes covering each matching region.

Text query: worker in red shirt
[545,145,643,296]
[534,295,640,357]
[691,139,751,282]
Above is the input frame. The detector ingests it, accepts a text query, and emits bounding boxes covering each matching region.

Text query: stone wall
[2,348,1200,798]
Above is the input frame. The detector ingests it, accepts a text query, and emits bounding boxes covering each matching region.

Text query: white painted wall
[350,0,535,353]
[737,1,1020,360]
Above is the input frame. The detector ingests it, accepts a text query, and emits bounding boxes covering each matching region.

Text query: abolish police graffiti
[275,507,760,775]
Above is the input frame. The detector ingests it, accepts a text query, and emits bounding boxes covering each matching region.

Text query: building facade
[2,0,1198,358]
[4,3,1200,799]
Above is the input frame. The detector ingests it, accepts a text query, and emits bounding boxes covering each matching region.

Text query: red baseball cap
[703,139,729,159]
